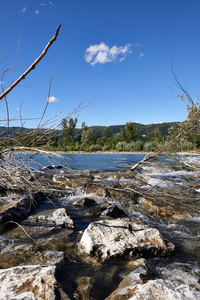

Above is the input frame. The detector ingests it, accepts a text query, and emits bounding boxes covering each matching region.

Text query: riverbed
[0,153,200,299]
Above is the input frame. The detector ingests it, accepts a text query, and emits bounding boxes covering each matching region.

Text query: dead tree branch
[0,24,61,102]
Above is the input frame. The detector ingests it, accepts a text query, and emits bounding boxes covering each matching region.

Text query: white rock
[51,208,74,228]
[78,218,174,261]
[106,267,200,300]
[0,264,69,299]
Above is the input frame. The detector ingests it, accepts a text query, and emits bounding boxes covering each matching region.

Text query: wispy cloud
[85,42,132,65]
[49,1,53,5]
[138,50,144,58]
[35,10,40,14]
[21,7,27,13]
[48,96,59,103]
[40,3,47,6]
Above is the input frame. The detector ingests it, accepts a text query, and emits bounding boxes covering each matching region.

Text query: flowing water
[0,153,200,299]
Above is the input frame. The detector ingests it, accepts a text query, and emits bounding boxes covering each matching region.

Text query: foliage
[62,117,78,148]
[89,144,103,152]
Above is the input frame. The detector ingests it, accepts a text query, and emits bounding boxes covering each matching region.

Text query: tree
[81,127,96,146]
[120,122,136,143]
[101,128,112,144]
[153,126,162,142]
[62,117,78,147]
[48,134,58,148]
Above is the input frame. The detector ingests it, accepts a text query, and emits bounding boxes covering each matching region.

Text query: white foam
[159,265,200,290]
[147,178,174,188]
[60,192,105,205]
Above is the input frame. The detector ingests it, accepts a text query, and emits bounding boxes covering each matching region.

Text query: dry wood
[0,24,61,102]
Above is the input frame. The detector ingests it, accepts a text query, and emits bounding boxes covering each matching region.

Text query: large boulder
[106,267,200,300]
[0,264,69,299]
[78,218,174,261]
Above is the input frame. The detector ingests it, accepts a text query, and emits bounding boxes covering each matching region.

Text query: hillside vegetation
[1,120,199,153]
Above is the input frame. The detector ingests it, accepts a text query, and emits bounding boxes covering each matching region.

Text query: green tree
[48,134,58,148]
[153,126,162,142]
[120,122,136,143]
[62,117,78,147]
[81,127,96,147]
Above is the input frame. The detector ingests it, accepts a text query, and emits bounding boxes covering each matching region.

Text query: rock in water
[0,264,69,299]
[51,208,74,228]
[78,218,174,261]
[106,267,200,300]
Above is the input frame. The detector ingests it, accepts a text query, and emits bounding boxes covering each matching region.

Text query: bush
[116,141,127,151]
[134,140,144,151]
[89,144,103,152]
[124,142,136,151]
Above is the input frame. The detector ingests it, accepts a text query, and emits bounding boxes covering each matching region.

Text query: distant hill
[87,122,180,139]
[0,121,180,140]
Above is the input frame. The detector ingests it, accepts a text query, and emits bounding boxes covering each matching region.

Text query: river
[0,152,200,299]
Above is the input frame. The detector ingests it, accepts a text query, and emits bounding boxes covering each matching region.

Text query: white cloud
[35,10,40,14]
[40,3,47,6]
[21,7,27,13]
[48,96,59,103]
[49,1,53,5]
[85,42,132,65]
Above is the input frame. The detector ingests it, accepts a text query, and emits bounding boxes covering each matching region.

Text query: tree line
[2,117,199,152]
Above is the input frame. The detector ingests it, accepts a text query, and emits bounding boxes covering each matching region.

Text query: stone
[138,196,173,219]
[101,204,126,218]
[51,208,74,228]
[78,218,174,261]
[0,244,65,268]
[0,264,69,299]
[73,197,97,207]
[106,267,200,300]
[52,172,94,188]
[73,276,95,300]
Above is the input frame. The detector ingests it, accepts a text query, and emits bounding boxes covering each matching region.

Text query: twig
[0,24,61,102]
[0,221,34,241]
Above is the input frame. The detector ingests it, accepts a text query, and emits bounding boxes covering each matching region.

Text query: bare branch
[0,24,61,102]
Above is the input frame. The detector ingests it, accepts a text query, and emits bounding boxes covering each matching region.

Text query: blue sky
[1,0,200,129]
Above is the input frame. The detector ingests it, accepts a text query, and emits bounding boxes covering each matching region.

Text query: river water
[15,153,146,171]
[1,153,200,298]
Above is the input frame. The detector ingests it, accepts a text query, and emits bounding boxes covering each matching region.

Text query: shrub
[89,144,103,152]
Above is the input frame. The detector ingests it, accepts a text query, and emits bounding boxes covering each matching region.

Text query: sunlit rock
[78,218,174,261]
[106,267,200,300]
[0,265,69,299]
[51,208,74,228]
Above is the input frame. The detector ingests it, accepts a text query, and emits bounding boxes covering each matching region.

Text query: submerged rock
[106,267,200,300]
[78,218,174,261]
[74,276,95,300]
[0,264,69,300]
[0,244,65,268]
